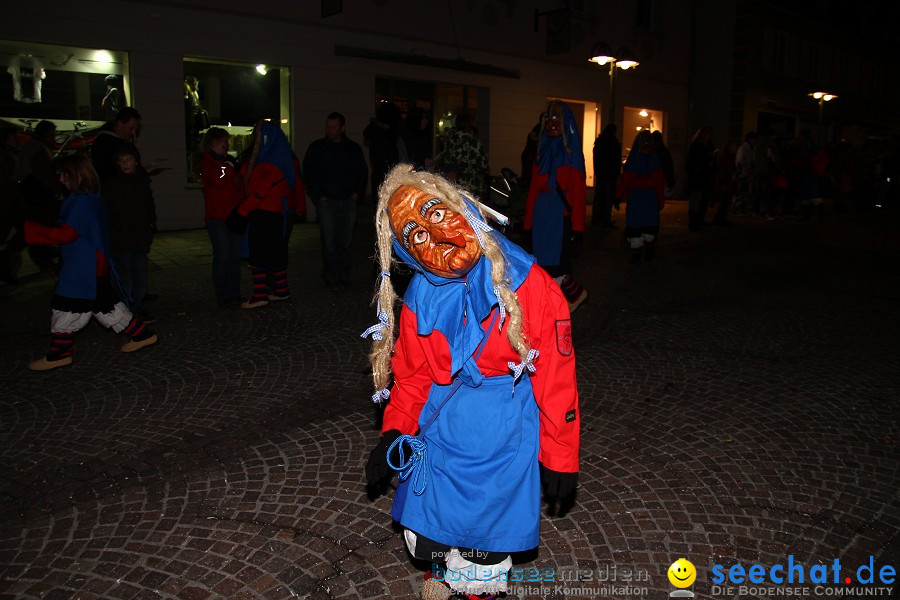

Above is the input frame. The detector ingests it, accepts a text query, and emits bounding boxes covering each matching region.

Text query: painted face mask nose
[431,227,466,247]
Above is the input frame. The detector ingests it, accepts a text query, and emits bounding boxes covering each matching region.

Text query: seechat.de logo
[711,555,896,590]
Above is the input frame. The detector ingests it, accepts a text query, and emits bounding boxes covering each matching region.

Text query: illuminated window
[183,58,290,184]
[0,40,129,150]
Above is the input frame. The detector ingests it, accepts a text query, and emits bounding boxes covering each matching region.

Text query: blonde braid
[369,184,399,393]
[368,164,532,392]
[480,234,530,361]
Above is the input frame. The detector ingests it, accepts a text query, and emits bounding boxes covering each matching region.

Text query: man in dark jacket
[303,112,368,287]
[591,124,622,228]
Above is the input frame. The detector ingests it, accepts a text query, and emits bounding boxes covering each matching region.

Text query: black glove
[365,429,402,499]
[540,463,578,498]
[226,207,248,234]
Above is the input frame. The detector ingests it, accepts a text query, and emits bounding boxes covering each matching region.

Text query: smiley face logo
[668,558,696,588]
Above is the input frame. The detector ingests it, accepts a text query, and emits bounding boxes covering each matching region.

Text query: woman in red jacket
[235,121,302,309]
[200,127,245,306]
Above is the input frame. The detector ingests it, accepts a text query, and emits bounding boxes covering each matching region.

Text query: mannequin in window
[101,75,127,122]
[183,76,208,181]
[7,55,45,104]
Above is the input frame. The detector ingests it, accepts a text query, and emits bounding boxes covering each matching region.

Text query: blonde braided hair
[369,164,531,394]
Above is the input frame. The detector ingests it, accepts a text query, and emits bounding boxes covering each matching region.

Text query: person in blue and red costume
[524,99,589,313]
[230,120,303,309]
[364,164,580,600]
[24,154,157,371]
[614,130,666,263]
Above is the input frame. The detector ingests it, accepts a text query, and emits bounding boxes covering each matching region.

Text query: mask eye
[412,229,429,245]
[429,208,446,224]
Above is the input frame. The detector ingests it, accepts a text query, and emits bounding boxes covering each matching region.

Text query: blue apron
[531,190,565,267]
[391,372,541,553]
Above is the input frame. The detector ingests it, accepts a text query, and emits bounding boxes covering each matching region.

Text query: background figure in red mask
[524,100,588,313]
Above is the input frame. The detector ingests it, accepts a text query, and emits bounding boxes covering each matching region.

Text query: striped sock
[48,332,74,359]
[123,315,150,340]
[272,267,289,297]
[559,275,583,302]
[250,265,270,301]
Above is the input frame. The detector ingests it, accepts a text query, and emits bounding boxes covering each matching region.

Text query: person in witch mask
[524,100,589,313]
[615,129,666,262]
[364,164,580,600]
[231,121,299,308]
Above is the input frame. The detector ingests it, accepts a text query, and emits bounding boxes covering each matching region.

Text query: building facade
[2,0,695,230]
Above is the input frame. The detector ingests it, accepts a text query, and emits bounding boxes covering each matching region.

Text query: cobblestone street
[1,201,897,600]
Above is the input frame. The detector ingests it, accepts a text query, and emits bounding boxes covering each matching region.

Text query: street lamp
[589,42,639,126]
[808,91,837,145]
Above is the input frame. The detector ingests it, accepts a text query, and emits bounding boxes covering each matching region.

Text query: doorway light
[256,64,268,75]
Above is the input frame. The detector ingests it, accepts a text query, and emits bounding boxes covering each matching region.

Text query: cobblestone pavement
[1,202,897,600]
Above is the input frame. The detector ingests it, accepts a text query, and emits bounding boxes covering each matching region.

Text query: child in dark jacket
[25,155,157,371]
[102,146,156,320]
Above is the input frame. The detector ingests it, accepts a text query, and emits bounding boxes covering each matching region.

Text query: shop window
[0,39,129,153]
[374,77,435,165]
[183,58,290,184]
[373,77,490,171]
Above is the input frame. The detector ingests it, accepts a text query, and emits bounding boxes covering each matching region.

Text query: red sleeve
[201,154,244,195]
[200,153,231,192]
[653,169,666,209]
[239,163,285,216]
[523,167,547,231]
[25,221,79,245]
[519,266,580,472]
[524,166,586,232]
[557,164,586,232]
[95,250,109,277]
[616,170,665,209]
[382,305,453,435]
[238,164,263,216]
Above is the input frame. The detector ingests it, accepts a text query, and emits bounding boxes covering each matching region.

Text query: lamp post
[589,42,639,126]
[808,91,837,145]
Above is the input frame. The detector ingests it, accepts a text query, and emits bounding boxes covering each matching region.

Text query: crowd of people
[2,101,898,368]
[681,126,900,228]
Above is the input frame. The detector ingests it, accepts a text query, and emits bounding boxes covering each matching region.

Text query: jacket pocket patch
[556,319,572,356]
